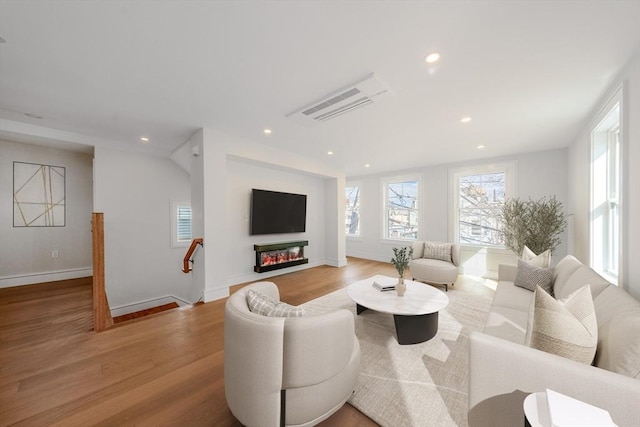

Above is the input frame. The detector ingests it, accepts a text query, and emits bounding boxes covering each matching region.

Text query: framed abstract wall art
[13,161,66,227]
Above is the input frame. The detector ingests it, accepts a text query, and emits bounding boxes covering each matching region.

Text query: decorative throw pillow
[527,285,597,365]
[246,289,306,317]
[423,242,452,262]
[522,245,551,268]
[514,258,554,294]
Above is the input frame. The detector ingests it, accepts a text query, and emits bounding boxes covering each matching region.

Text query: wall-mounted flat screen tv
[250,189,307,235]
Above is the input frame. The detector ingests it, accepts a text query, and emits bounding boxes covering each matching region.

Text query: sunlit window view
[385,180,418,240]
[591,97,621,284]
[345,185,360,236]
[458,172,505,246]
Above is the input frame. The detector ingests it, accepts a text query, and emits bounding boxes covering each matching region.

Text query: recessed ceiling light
[477,145,485,150]
[263,129,272,134]
[327,151,334,155]
[140,137,149,143]
[24,112,43,119]
[364,164,370,168]
[460,117,472,123]
[425,52,440,64]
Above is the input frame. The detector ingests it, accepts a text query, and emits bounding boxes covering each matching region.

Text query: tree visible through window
[385,179,418,240]
[345,185,360,236]
[451,162,514,247]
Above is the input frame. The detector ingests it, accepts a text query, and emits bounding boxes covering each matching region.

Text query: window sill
[380,238,418,245]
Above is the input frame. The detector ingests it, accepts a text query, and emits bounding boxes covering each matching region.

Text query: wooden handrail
[92,212,114,332]
[183,238,203,273]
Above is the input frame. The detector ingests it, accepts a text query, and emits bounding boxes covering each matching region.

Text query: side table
[523,392,549,427]
[524,390,617,427]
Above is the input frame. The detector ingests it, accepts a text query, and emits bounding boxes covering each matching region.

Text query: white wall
[346,147,569,277]
[0,140,93,286]
[93,146,192,312]
[184,128,345,302]
[569,53,640,300]
[224,158,327,284]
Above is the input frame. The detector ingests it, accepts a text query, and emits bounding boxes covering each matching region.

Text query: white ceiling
[1,1,639,176]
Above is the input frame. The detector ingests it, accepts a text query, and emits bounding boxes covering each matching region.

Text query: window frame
[171,200,192,248]
[590,85,623,284]
[381,173,421,242]
[449,161,516,247]
[345,182,362,238]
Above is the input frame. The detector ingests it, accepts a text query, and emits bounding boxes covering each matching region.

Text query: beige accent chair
[224,281,361,427]
[409,241,460,291]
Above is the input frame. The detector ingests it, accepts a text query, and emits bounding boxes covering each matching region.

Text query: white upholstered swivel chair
[409,241,460,291]
[224,281,360,427]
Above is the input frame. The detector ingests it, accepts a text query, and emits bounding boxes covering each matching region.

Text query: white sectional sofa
[468,255,640,427]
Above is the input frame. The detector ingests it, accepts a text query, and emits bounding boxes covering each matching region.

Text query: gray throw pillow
[514,258,554,294]
[527,285,597,365]
[246,289,306,317]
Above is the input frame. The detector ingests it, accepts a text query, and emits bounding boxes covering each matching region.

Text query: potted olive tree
[500,195,567,257]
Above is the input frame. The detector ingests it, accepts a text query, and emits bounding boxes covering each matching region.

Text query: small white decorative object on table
[347,275,449,344]
[523,389,617,427]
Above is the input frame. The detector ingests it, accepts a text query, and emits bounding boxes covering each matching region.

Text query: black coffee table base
[356,304,439,345]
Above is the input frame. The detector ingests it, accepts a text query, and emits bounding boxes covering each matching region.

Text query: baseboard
[346,250,389,263]
[203,287,229,303]
[110,295,191,317]
[0,268,93,288]
[324,257,348,267]
[225,259,324,287]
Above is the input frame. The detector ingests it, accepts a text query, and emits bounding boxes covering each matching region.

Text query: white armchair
[224,281,361,427]
[409,241,460,291]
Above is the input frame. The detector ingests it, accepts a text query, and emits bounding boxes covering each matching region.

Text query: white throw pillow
[522,245,551,268]
[527,285,598,365]
[246,289,306,317]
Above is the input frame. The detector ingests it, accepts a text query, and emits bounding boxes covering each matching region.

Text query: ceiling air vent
[287,73,392,126]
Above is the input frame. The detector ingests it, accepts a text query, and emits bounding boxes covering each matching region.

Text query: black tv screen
[250,189,307,235]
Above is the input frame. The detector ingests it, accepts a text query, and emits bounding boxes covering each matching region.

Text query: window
[591,88,622,284]
[345,185,360,236]
[383,176,419,240]
[171,201,192,248]
[450,162,515,246]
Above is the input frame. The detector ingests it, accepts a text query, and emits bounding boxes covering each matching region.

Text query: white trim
[110,295,191,317]
[0,267,93,288]
[347,248,390,263]
[203,287,230,303]
[589,84,623,285]
[324,257,348,267]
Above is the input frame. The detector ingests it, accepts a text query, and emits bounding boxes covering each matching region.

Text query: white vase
[396,277,406,296]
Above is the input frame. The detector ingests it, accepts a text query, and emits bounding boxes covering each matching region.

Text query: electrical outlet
[51,250,59,259]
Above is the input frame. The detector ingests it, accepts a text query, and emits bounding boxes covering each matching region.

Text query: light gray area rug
[301,277,494,427]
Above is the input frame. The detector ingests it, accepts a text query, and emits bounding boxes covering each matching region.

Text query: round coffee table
[346,275,450,345]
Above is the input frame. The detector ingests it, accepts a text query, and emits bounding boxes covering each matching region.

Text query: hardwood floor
[0,258,393,426]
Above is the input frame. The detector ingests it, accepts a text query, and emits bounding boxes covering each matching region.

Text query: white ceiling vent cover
[287,73,392,126]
